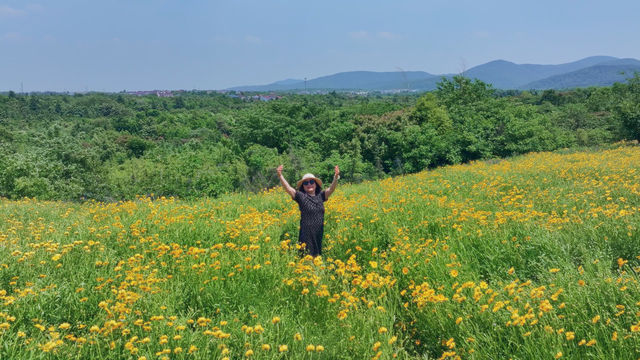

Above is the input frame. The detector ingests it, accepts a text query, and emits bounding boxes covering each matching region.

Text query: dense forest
[1,75,639,201]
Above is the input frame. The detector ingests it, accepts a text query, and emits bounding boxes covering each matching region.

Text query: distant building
[226,92,281,101]
[156,90,173,98]
[125,90,174,97]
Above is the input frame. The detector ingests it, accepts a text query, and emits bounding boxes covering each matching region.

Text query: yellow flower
[279,345,288,352]
[272,316,280,324]
[372,341,382,351]
[617,258,628,268]
[294,333,302,341]
[445,338,455,349]
[539,300,553,312]
[592,315,600,324]
[306,344,316,352]
[261,344,271,351]
[378,327,388,334]
[449,269,459,278]
[554,352,562,359]
[245,349,254,357]
[549,268,560,273]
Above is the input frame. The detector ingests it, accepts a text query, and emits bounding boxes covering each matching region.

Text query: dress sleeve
[294,191,304,203]
[321,190,327,202]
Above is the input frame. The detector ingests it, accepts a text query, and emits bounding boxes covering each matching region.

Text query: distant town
[0,88,396,101]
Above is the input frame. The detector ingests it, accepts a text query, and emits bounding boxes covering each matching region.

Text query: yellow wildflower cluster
[0,145,639,358]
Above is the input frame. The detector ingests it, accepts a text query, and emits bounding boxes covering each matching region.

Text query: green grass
[1,144,640,359]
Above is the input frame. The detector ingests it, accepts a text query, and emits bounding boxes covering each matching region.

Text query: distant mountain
[227,56,640,92]
[304,71,437,90]
[520,60,640,89]
[272,79,304,86]
[462,56,619,89]
[229,71,438,91]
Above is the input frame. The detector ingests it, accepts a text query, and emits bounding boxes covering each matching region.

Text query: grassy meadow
[1,144,640,359]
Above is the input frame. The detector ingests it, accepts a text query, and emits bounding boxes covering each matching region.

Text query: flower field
[1,144,640,359]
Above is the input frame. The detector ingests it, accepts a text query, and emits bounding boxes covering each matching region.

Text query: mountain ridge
[228,56,640,92]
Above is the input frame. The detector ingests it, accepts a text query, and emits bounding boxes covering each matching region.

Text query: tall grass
[1,144,640,359]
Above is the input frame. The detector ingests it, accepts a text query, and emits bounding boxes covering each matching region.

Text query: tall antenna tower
[396,67,409,91]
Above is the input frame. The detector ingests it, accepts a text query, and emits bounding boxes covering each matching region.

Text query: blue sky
[1,0,639,92]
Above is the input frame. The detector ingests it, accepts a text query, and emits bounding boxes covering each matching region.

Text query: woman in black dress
[276,165,340,257]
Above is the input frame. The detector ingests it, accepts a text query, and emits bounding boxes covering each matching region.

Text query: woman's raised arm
[324,165,340,200]
[277,165,296,199]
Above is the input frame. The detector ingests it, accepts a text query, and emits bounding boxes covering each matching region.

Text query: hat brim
[296,177,323,189]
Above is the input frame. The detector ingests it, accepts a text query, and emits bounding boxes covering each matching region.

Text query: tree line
[0,74,639,201]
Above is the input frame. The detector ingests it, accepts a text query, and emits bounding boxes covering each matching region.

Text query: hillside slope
[520,60,640,89]
[228,56,639,91]
[1,145,640,358]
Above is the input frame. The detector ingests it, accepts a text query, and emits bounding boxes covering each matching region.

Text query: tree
[436,75,495,108]
[614,73,640,141]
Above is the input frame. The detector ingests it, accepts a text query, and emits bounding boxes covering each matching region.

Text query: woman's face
[302,179,316,194]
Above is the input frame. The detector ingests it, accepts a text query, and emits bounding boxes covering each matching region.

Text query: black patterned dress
[294,190,327,256]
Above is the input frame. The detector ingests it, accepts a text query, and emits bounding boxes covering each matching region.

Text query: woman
[276,164,340,257]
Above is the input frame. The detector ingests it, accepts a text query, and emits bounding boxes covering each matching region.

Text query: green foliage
[0,76,638,201]
[614,73,640,141]
[107,144,246,199]
[243,144,280,190]
[1,146,639,359]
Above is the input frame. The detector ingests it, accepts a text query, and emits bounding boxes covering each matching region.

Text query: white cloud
[0,4,43,17]
[244,35,262,43]
[0,5,26,17]
[377,31,401,40]
[472,30,490,39]
[2,32,24,41]
[26,4,45,12]
[349,30,369,40]
[350,31,401,41]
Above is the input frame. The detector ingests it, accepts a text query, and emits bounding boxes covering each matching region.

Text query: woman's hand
[325,165,340,200]
[277,165,295,199]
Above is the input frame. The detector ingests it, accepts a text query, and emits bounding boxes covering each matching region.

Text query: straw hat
[296,173,323,189]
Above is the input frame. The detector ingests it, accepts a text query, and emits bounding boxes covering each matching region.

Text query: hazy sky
[1,0,639,92]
